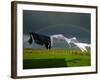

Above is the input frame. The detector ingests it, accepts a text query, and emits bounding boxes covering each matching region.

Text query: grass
[23,59,67,69]
[23,48,91,69]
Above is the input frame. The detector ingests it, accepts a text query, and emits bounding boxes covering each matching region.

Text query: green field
[23,48,91,69]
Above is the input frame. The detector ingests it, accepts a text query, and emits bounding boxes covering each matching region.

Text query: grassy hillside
[23,48,91,69]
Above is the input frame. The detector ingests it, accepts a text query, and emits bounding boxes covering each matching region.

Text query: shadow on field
[23,59,67,69]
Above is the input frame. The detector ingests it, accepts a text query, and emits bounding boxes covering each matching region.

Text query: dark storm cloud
[23,10,90,34]
[23,10,91,48]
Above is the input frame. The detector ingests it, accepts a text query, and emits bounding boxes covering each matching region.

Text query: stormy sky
[23,10,91,48]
